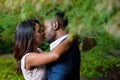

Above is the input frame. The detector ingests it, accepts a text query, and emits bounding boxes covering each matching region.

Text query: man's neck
[54,30,67,41]
[50,34,68,51]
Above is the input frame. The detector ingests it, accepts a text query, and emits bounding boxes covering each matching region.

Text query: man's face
[43,20,56,42]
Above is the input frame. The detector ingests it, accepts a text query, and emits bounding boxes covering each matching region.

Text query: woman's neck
[33,44,39,52]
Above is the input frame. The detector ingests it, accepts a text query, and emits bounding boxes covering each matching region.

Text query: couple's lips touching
[41,35,46,41]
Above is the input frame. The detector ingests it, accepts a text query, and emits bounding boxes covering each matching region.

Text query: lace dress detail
[21,48,46,80]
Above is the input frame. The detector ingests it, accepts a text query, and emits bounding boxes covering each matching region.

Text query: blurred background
[0,0,120,80]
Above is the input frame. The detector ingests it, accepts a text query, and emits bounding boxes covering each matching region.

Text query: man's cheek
[47,26,52,32]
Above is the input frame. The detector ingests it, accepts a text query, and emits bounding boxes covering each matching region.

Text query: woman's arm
[25,37,73,69]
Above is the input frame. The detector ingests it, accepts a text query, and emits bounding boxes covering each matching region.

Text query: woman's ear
[53,21,59,31]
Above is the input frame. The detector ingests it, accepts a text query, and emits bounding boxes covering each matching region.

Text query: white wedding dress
[21,48,46,80]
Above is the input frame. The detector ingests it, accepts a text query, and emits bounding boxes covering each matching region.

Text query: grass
[0,54,23,80]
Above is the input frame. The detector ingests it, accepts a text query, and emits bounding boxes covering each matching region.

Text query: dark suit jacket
[47,41,80,80]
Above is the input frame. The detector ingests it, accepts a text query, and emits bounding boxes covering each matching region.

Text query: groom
[44,9,80,80]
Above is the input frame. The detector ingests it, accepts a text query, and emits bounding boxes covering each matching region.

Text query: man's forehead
[45,18,56,23]
[44,20,50,25]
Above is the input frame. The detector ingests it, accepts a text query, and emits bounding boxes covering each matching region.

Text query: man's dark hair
[46,8,68,29]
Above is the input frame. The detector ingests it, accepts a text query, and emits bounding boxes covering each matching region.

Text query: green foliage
[81,32,120,78]
[0,0,120,79]
[0,55,23,80]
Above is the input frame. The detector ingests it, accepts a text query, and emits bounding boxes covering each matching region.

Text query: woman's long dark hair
[13,19,40,74]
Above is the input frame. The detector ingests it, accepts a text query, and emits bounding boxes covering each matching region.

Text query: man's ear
[53,21,59,31]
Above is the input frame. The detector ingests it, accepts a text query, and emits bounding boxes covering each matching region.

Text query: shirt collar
[50,34,68,51]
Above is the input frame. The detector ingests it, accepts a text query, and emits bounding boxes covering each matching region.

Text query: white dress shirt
[50,34,68,51]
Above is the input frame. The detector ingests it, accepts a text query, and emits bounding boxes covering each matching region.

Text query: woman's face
[34,23,44,45]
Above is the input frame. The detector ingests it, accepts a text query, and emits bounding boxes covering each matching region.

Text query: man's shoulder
[69,42,80,51]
